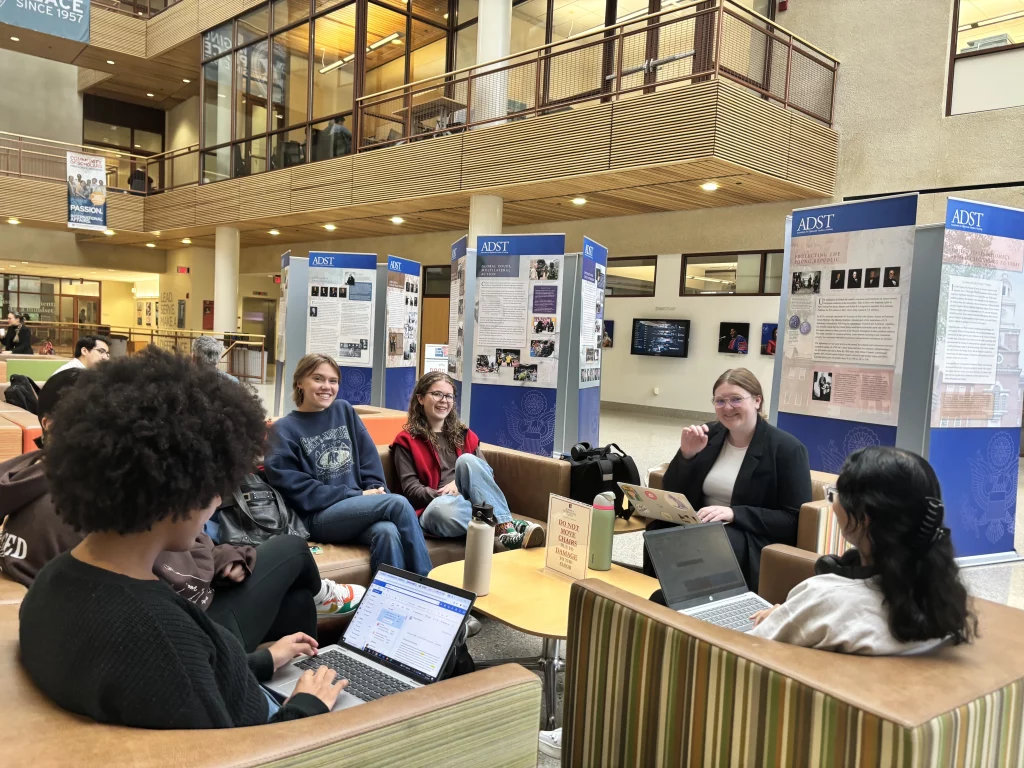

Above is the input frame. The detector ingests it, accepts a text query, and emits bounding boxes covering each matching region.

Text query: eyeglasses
[712,395,752,409]
[427,391,455,403]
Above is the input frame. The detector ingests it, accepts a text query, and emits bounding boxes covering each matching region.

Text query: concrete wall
[100,281,136,327]
[0,50,82,144]
[165,96,199,187]
[0,226,166,273]
[159,247,215,331]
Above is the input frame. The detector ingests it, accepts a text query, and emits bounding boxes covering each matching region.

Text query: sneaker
[539,728,562,759]
[315,581,365,617]
[505,519,545,549]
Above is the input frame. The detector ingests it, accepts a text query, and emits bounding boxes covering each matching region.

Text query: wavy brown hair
[405,371,468,452]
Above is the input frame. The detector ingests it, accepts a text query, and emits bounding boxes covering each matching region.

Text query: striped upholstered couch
[561,545,1024,767]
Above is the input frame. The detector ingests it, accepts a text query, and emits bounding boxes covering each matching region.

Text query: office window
[681,251,782,296]
[606,256,657,298]
[457,0,477,25]
[271,127,309,169]
[237,5,271,45]
[273,23,311,131]
[948,0,1024,114]
[311,118,353,160]
[409,0,448,25]
[202,146,232,184]
[954,0,1024,53]
[203,23,233,61]
[423,265,452,296]
[203,56,233,148]
[410,23,448,82]
[312,5,357,120]
[273,0,309,31]
[363,4,409,96]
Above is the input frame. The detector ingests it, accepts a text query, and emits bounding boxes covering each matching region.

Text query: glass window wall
[312,5,357,120]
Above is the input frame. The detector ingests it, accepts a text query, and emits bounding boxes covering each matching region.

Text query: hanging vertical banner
[66,152,107,231]
[470,234,565,456]
[776,195,919,472]
[929,198,1024,560]
[448,236,467,382]
[385,255,421,410]
[0,0,90,43]
[578,238,608,447]
[306,251,377,404]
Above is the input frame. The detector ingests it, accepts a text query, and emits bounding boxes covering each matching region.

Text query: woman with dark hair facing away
[649,368,811,591]
[19,349,348,728]
[264,353,432,576]
[750,446,976,654]
[391,371,545,548]
[1,311,33,354]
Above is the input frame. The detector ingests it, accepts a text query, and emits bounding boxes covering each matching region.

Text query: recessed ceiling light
[571,197,587,206]
[443,12,448,18]
[147,93,155,97]
[390,216,404,225]
[21,261,28,264]
[182,237,192,244]
[269,229,280,236]
[700,181,719,192]
[106,60,115,65]
[7,218,19,225]
[323,224,336,231]
[183,78,191,83]
[153,231,161,236]
[146,243,156,248]
[103,229,115,236]
[10,36,19,42]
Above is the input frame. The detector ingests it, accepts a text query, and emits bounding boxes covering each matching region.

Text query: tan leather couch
[562,545,1024,767]
[648,461,844,554]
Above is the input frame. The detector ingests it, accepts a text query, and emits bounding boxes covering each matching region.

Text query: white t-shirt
[53,358,85,375]
[701,441,748,507]
[749,574,949,656]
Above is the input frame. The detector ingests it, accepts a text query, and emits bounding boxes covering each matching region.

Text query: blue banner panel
[946,197,1024,240]
[578,386,601,448]
[387,256,420,277]
[470,384,558,457]
[791,194,918,238]
[476,234,566,257]
[308,252,377,270]
[1,0,90,42]
[451,236,467,263]
[453,378,463,418]
[339,366,373,405]
[777,412,897,474]
[385,366,417,411]
[583,237,608,268]
[929,427,1018,558]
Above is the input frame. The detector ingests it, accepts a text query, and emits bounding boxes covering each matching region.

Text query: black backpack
[4,375,41,415]
[215,473,310,546]
[563,442,640,520]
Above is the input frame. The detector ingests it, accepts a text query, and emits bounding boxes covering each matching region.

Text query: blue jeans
[419,454,513,538]
[308,494,433,576]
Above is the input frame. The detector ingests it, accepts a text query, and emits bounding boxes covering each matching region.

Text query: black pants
[206,535,323,653]
[643,519,760,596]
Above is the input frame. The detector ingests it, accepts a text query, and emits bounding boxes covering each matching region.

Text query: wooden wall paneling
[88,11,147,57]
[200,0,253,34]
[351,134,463,204]
[146,0,200,58]
[194,179,242,225]
[144,188,198,232]
[713,81,791,181]
[461,103,613,190]
[77,68,114,92]
[609,81,718,170]
[106,194,145,232]
[0,178,65,224]
[290,157,354,211]
[234,172,292,221]
[786,116,839,196]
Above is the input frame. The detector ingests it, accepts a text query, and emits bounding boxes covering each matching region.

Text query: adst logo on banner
[795,213,836,234]
[0,0,90,43]
[66,151,107,232]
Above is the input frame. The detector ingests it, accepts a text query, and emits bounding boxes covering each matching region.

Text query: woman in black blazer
[1,312,33,355]
[646,368,811,591]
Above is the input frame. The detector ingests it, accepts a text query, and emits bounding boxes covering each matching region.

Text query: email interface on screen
[343,571,471,682]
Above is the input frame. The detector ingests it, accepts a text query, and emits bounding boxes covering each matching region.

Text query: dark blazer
[660,418,811,586]
[2,324,32,354]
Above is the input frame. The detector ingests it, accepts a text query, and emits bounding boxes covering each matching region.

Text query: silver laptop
[644,524,771,633]
[265,565,474,710]
[619,482,701,526]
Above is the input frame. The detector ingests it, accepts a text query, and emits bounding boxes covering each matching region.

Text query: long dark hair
[405,371,467,452]
[836,446,976,645]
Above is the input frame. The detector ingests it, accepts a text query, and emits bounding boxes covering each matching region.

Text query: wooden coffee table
[429,547,659,728]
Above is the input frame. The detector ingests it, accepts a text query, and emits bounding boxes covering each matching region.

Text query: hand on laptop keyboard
[290,664,348,709]
[295,649,413,702]
[690,597,771,632]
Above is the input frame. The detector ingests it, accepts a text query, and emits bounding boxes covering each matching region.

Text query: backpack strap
[231,474,289,534]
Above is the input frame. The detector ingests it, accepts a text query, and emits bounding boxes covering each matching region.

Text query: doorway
[241,297,277,363]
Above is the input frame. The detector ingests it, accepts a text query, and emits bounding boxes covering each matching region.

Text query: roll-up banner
[576,237,608,447]
[384,255,421,411]
[447,236,469,413]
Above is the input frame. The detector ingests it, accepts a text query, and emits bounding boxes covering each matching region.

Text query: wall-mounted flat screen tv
[631,318,690,358]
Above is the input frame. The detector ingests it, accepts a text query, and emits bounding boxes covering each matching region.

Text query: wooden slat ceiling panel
[609,81,719,169]
[89,11,147,57]
[147,0,200,58]
[78,68,114,91]
[713,81,791,181]
[352,135,463,203]
[201,0,255,33]
[0,24,83,63]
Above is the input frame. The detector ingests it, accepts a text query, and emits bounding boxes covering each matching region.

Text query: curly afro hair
[44,347,268,534]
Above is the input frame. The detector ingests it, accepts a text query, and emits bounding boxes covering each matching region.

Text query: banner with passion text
[66,152,107,231]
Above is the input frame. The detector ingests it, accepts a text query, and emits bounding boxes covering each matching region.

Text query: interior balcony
[0,0,838,247]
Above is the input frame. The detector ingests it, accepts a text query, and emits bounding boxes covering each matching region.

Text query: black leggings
[206,535,323,652]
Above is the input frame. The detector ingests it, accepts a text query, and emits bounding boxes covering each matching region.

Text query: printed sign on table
[67,152,107,231]
[544,494,592,581]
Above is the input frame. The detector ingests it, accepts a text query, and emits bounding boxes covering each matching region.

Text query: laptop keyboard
[687,596,769,632]
[294,649,413,701]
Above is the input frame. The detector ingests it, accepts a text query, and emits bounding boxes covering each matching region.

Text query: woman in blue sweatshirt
[265,354,432,576]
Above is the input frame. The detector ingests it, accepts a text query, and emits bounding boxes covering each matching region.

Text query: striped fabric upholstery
[815,501,854,555]
[563,585,1024,768]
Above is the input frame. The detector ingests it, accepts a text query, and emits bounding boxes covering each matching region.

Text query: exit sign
[177,266,190,274]
[274,275,281,284]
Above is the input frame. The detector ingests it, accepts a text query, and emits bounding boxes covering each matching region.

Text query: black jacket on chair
[657,417,811,588]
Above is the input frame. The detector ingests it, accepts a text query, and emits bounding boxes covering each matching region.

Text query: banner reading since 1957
[0,0,90,44]
[66,152,107,231]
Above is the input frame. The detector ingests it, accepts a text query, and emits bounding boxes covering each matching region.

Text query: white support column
[213,226,240,333]
[475,0,512,126]
[468,195,504,244]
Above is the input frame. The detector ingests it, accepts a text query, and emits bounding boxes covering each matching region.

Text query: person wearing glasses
[264,354,432,577]
[646,368,811,591]
[391,371,545,549]
[54,335,110,374]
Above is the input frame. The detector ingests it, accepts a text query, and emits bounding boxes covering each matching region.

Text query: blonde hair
[713,368,765,417]
[292,354,341,406]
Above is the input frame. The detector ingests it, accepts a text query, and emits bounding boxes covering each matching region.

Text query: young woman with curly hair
[19,349,348,728]
[390,371,544,549]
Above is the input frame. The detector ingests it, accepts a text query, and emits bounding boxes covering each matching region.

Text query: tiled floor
[260,390,1024,766]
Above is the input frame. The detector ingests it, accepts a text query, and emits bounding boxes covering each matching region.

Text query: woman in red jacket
[391,371,544,549]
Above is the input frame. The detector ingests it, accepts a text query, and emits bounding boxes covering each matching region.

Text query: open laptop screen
[646,524,747,607]
[343,568,471,683]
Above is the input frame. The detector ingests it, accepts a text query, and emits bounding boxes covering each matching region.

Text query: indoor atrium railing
[90,0,183,19]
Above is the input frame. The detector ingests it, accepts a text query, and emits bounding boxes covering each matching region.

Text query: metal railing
[23,322,268,383]
[91,0,184,19]
[0,132,152,193]
[356,0,838,149]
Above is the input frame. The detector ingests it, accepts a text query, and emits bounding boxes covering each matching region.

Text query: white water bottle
[463,502,496,596]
